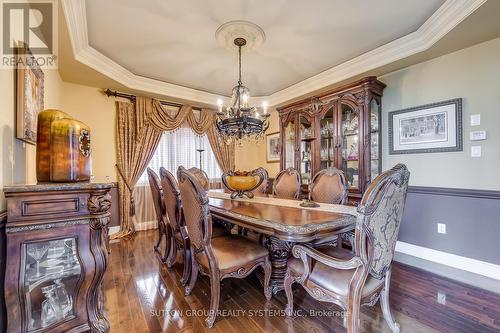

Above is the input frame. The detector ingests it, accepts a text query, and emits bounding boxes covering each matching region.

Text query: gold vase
[36,109,72,182]
[50,118,92,182]
[221,170,265,199]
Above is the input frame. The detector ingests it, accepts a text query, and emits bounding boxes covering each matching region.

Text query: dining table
[207,190,358,294]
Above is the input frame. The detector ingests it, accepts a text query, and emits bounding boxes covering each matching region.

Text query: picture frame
[266,131,280,163]
[389,98,462,155]
[16,45,45,145]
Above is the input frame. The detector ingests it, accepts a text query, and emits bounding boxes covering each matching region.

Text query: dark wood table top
[208,192,356,242]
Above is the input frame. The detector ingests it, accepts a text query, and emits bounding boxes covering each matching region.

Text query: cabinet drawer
[7,192,90,222]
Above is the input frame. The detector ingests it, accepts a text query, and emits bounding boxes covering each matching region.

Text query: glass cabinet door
[319,107,335,170]
[284,118,296,169]
[370,98,382,181]
[21,238,82,331]
[299,115,313,185]
[340,103,360,191]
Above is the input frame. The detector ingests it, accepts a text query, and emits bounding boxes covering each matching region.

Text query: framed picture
[266,132,280,163]
[389,98,462,154]
[16,45,45,145]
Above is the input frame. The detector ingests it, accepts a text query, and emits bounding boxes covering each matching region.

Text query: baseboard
[394,252,500,294]
[108,226,120,236]
[133,220,157,231]
[395,241,500,281]
[108,222,157,236]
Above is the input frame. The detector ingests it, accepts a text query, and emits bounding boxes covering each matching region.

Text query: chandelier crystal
[216,37,270,143]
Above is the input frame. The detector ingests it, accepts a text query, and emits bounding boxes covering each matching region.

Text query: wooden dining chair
[309,167,348,248]
[146,167,167,262]
[159,167,191,285]
[177,166,272,328]
[159,167,229,283]
[309,167,348,204]
[187,167,210,190]
[284,164,410,333]
[273,167,302,199]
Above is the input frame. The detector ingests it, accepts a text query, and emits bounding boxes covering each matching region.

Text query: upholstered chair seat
[287,246,383,298]
[196,235,269,270]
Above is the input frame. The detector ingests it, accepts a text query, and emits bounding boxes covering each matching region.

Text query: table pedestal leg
[257,236,293,294]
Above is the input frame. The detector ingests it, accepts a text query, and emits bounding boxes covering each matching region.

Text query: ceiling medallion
[215,21,269,143]
[215,20,266,52]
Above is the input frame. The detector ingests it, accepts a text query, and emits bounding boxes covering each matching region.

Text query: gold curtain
[207,125,235,172]
[113,96,235,238]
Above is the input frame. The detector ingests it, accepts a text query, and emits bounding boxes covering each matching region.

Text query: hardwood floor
[104,230,500,333]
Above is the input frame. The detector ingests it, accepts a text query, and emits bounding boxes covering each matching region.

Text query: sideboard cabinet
[3,183,113,333]
[277,76,386,202]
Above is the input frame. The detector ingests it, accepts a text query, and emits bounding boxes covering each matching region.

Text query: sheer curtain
[133,125,222,230]
[138,126,221,184]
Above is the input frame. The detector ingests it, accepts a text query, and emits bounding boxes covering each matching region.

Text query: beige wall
[0,68,63,210]
[60,82,117,182]
[381,37,500,190]
[234,109,281,178]
[0,69,117,211]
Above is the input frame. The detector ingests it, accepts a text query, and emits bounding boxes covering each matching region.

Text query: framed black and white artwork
[266,132,280,163]
[389,98,462,154]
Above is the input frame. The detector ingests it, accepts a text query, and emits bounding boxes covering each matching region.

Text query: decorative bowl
[221,170,265,199]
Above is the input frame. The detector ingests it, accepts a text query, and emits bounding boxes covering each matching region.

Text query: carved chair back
[273,167,302,199]
[147,167,165,224]
[177,166,211,251]
[355,164,410,279]
[252,167,269,195]
[309,167,348,204]
[159,167,182,231]
[188,167,210,191]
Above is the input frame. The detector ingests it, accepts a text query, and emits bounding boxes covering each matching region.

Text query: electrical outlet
[437,291,447,305]
[437,223,446,234]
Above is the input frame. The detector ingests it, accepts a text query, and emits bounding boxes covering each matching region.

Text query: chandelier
[216,37,270,142]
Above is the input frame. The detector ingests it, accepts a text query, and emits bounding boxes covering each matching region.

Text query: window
[138,126,222,184]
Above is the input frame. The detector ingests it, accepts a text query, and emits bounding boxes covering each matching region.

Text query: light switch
[470,130,486,141]
[470,114,481,126]
[471,146,481,157]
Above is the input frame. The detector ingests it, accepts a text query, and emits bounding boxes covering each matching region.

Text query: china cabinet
[277,76,385,202]
[3,182,112,333]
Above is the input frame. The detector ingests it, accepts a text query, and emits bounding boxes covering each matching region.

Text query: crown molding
[62,0,486,108]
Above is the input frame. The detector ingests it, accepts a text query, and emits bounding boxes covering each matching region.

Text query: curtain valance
[113,96,234,239]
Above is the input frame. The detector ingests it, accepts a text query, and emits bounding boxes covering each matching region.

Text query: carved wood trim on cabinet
[3,184,112,333]
[277,76,386,202]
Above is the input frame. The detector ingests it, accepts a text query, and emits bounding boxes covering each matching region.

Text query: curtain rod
[103,89,203,111]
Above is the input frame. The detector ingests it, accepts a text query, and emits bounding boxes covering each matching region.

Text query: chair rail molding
[61,0,487,107]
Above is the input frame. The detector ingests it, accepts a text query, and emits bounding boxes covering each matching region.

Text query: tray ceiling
[85,0,446,96]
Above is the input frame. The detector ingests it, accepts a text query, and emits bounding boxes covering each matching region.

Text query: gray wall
[401,187,500,265]
[380,37,500,266]
[380,37,500,191]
